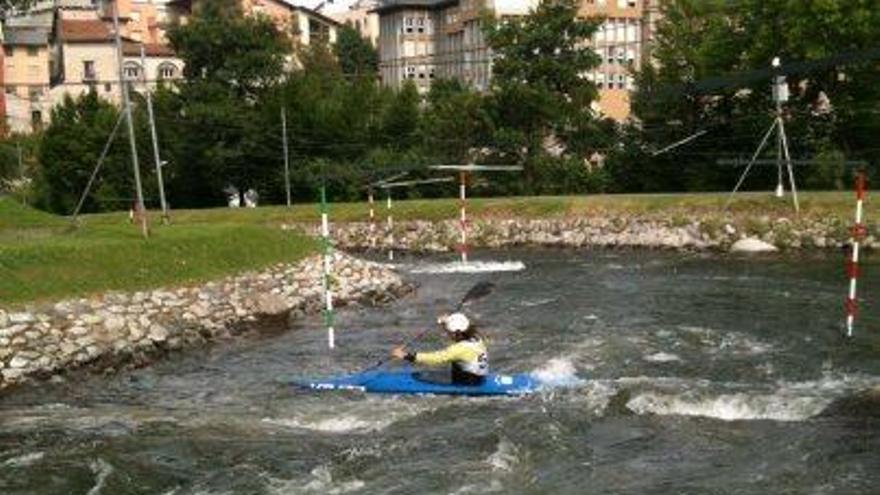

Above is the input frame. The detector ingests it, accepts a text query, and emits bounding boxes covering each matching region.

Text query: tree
[35,93,137,214]
[163,5,292,206]
[483,0,603,189]
[421,80,493,163]
[334,25,378,77]
[627,0,880,192]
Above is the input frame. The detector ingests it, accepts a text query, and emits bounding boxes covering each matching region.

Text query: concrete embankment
[318,216,878,252]
[0,252,409,392]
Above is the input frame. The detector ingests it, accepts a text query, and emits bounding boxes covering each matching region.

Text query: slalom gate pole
[386,192,394,261]
[845,171,867,337]
[458,171,468,264]
[368,189,376,248]
[320,184,335,349]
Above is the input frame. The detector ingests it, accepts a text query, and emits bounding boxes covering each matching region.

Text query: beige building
[376,0,534,93]
[376,0,659,120]
[325,0,381,46]
[171,0,340,46]
[3,26,52,132]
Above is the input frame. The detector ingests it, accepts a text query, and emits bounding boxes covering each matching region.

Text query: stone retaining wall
[0,252,409,392]
[315,216,878,252]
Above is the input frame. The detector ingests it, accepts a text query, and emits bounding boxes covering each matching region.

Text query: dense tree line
[6,0,878,214]
[611,0,880,192]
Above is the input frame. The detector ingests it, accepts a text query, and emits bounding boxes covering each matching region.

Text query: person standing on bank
[390,312,488,385]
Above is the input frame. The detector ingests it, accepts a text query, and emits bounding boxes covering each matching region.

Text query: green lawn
[0,190,873,306]
[79,191,870,226]
[0,198,318,306]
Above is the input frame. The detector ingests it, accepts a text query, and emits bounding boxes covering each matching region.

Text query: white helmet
[443,312,471,333]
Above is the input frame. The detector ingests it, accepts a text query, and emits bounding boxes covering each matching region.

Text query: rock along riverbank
[0,252,410,393]
[316,215,878,252]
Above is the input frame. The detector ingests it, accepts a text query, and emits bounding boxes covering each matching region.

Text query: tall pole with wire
[111,0,148,238]
[282,107,291,207]
[140,44,169,223]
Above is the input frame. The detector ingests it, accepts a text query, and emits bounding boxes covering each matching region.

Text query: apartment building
[3,25,52,132]
[376,0,533,93]
[324,0,381,47]
[171,0,340,45]
[376,0,660,120]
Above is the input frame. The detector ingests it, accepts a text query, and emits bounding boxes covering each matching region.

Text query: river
[1,249,878,494]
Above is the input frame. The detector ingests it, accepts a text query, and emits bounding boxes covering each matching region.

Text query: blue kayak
[294,368,537,396]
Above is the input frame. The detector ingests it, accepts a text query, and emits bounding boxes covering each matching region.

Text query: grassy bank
[81,191,870,226]
[0,198,318,306]
[2,190,873,305]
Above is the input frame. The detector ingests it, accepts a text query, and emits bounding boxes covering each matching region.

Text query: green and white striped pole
[320,183,335,349]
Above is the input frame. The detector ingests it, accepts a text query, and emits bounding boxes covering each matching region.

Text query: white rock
[149,325,168,343]
[2,368,24,380]
[8,312,34,324]
[0,310,9,327]
[104,316,126,333]
[730,238,778,253]
[69,326,89,337]
[9,356,30,369]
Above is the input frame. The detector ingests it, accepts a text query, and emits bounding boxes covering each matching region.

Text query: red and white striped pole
[368,189,376,248]
[845,171,867,337]
[458,171,468,264]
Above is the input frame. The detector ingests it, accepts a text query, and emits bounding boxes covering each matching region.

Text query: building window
[5,85,17,95]
[83,60,96,81]
[3,46,12,57]
[123,62,142,81]
[104,83,112,92]
[28,86,42,101]
[31,110,42,130]
[26,46,38,57]
[405,66,416,79]
[157,63,177,80]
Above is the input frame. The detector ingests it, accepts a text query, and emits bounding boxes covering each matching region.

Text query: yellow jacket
[412,337,488,376]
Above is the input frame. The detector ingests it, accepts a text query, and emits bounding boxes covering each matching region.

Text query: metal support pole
[282,107,291,207]
[140,44,169,223]
[112,0,148,238]
[458,171,468,264]
[386,192,394,262]
[72,112,126,220]
[777,116,799,214]
[368,188,376,248]
[725,119,778,209]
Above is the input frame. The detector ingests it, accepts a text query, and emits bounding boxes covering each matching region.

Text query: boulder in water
[730,238,778,253]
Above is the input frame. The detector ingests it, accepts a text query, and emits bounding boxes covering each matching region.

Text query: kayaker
[390,312,488,385]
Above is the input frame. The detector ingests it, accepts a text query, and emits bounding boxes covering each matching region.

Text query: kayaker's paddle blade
[457,281,495,310]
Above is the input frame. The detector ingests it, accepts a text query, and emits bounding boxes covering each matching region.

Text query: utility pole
[140,44,169,223]
[281,107,291,207]
[111,0,148,237]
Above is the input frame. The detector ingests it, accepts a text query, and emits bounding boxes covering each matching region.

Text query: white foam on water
[626,391,831,422]
[262,400,435,434]
[86,458,114,495]
[405,260,526,274]
[530,358,584,388]
[262,415,378,433]
[643,352,682,363]
[622,373,880,422]
[520,297,557,307]
[449,479,505,494]
[265,465,365,495]
[3,451,44,467]
[485,438,520,472]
